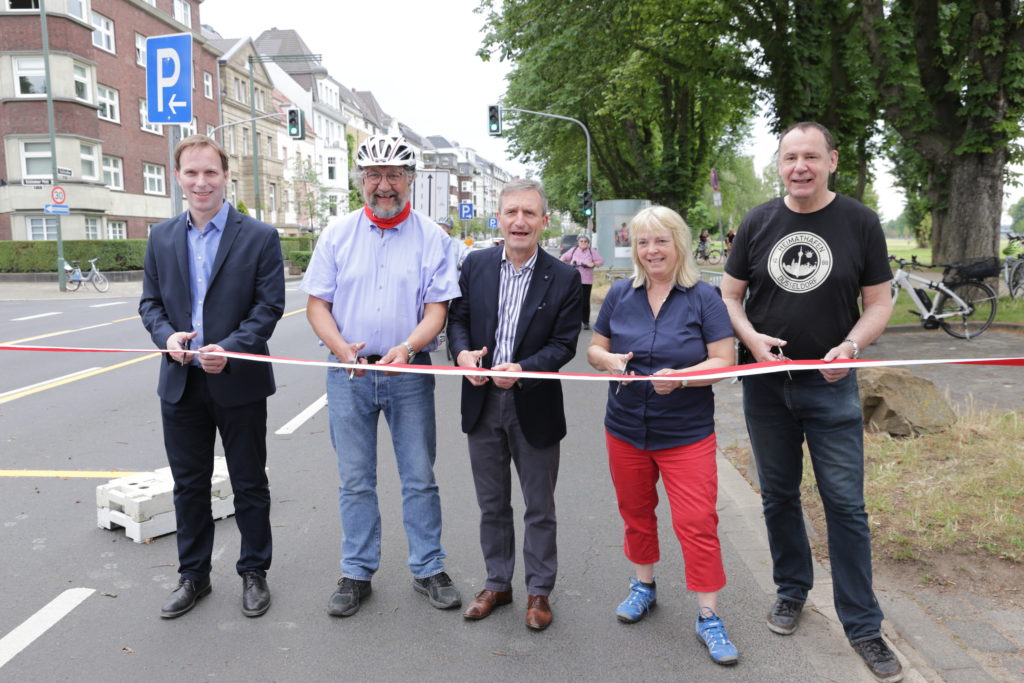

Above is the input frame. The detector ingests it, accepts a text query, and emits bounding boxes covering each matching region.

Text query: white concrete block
[97,494,236,543]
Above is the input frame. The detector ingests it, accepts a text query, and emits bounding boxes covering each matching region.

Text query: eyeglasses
[364,171,406,184]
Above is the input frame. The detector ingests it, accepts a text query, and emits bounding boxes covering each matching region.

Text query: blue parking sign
[146,33,192,124]
[488,217,498,229]
[459,203,473,220]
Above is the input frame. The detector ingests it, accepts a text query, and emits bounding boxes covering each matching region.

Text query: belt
[360,355,383,364]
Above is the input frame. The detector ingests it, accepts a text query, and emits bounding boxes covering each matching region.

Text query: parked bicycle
[694,242,722,265]
[889,255,997,339]
[64,258,110,292]
[999,234,1024,298]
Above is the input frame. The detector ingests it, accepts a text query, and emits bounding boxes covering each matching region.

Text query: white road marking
[89,302,127,308]
[11,312,60,322]
[0,588,95,669]
[0,367,102,400]
[275,394,328,435]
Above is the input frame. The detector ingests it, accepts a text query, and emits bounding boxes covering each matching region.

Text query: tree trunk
[931,150,1005,264]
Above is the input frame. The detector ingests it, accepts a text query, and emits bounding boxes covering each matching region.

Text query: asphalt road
[1,286,888,681]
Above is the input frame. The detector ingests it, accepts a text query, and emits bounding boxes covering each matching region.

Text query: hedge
[0,237,314,273]
[0,240,148,272]
[290,250,312,270]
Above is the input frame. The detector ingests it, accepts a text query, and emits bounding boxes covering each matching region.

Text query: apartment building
[0,0,220,240]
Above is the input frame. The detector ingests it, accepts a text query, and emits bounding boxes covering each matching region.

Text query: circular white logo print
[767,232,832,293]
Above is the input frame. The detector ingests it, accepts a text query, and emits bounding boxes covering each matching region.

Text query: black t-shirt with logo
[725,194,891,361]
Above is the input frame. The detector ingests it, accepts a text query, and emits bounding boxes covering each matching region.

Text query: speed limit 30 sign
[51,186,67,204]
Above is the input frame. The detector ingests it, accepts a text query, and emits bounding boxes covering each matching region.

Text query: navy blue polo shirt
[593,279,733,450]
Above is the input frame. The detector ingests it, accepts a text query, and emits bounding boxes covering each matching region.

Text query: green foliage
[1010,197,1024,234]
[279,236,314,261]
[479,0,755,218]
[0,240,147,272]
[289,156,332,230]
[236,199,250,215]
[686,202,715,236]
[701,152,774,232]
[289,250,312,271]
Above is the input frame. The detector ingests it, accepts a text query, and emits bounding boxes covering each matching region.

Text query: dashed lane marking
[0,588,95,669]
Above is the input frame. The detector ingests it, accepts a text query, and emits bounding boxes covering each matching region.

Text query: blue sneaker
[695,607,739,665]
[615,577,657,623]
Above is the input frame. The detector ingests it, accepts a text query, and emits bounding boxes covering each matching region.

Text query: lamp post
[246,52,326,222]
[39,0,66,290]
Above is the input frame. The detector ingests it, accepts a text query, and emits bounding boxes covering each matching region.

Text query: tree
[478,0,756,219]
[861,0,1024,263]
[1009,196,1024,234]
[288,156,331,231]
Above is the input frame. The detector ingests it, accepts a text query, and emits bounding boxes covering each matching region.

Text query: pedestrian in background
[587,205,739,665]
[437,215,471,269]
[139,134,284,620]
[447,178,581,632]
[561,234,604,329]
[721,121,897,682]
[301,135,463,618]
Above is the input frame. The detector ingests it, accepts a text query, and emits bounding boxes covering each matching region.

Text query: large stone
[857,367,955,436]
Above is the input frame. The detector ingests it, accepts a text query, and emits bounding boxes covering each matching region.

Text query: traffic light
[286,107,305,140]
[581,189,594,217]
[488,105,502,136]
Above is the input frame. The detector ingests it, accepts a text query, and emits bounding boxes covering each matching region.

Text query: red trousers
[606,431,725,593]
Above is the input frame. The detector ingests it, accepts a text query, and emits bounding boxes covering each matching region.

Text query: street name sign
[146,33,192,124]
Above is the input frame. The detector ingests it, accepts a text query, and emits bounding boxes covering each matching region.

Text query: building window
[22,141,51,178]
[206,124,216,139]
[203,72,213,99]
[14,57,46,97]
[97,84,119,122]
[139,99,162,135]
[254,89,264,113]
[135,33,146,66]
[327,157,336,180]
[267,136,273,159]
[7,0,40,9]
[268,183,277,213]
[102,155,123,190]
[146,223,157,236]
[224,127,235,154]
[143,163,165,195]
[230,180,238,205]
[73,63,91,102]
[85,217,100,239]
[242,128,250,156]
[173,0,190,28]
[107,220,127,239]
[29,217,58,240]
[234,78,246,103]
[180,116,196,137]
[80,143,98,180]
[67,0,86,20]
[329,195,338,216]
[91,11,115,53]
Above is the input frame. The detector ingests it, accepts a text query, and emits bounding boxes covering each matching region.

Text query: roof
[353,90,390,130]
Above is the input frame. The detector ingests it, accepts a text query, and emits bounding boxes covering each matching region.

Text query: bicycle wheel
[66,274,81,291]
[937,280,997,339]
[1010,260,1024,299]
[707,249,722,265]
[693,249,705,265]
[91,271,110,292]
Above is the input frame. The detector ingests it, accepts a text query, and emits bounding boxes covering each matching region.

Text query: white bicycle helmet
[356,135,416,167]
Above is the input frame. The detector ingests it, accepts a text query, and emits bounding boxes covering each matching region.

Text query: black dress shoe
[241,571,271,617]
[161,576,212,619]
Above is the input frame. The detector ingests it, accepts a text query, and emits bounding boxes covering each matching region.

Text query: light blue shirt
[186,200,230,362]
[301,207,460,356]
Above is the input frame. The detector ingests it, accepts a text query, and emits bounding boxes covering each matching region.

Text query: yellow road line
[0,353,158,404]
[0,470,143,479]
[283,307,306,318]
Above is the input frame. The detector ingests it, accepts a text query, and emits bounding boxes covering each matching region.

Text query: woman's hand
[651,368,682,395]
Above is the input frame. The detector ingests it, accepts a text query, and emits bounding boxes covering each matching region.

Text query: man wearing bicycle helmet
[721,122,899,682]
[301,135,463,618]
[437,215,471,269]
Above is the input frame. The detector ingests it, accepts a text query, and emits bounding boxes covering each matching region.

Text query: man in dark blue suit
[139,135,284,619]
[447,178,581,631]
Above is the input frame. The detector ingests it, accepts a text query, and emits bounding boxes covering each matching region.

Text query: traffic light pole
[500,107,593,231]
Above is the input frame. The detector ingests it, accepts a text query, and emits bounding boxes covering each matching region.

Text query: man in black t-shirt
[721,122,900,682]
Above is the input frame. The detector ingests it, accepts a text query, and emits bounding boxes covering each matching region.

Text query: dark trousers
[580,284,593,325]
[467,386,560,596]
[160,366,272,580]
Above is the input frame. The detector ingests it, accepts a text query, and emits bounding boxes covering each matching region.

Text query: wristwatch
[402,341,416,363]
[843,338,859,359]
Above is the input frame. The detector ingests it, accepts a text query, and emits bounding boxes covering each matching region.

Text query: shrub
[0,240,147,272]
[290,250,312,271]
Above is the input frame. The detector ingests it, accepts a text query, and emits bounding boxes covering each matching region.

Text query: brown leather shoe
[463,589,513,620]
[525,594,552,631]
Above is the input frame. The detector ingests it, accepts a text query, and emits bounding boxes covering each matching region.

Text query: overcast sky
[200,0,1019,224]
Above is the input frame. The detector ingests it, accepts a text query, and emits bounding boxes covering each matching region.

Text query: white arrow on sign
[156,47,180,113]
[167,94,184,114]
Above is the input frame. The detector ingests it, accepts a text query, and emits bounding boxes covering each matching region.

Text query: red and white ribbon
[1,344,1022,382]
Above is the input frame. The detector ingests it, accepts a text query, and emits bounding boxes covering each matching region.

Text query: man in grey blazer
[139,135,284,620]
[447,178,581,631]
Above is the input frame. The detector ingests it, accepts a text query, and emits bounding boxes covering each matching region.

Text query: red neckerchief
[364,202,411,229]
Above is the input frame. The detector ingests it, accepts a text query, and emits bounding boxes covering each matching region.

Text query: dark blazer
[447,246,582,449]
[139,204,285,407]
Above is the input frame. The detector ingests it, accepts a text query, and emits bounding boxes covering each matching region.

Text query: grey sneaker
[852,637,903,682]
[327,577,371,617]
[413,571,462,609]
[767,597,804,635]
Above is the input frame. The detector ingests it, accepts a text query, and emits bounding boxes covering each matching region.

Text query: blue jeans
[743,370,883,643]
[326,357,446,581]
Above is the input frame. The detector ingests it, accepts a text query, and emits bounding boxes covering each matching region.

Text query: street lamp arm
[210,112,284,136]
[501,106,592,195]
